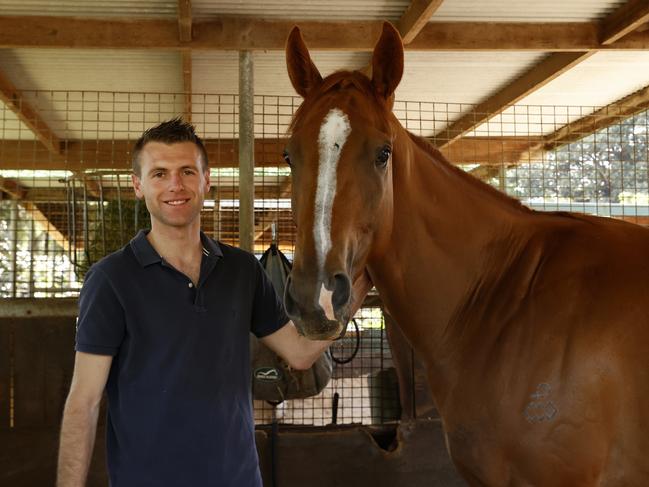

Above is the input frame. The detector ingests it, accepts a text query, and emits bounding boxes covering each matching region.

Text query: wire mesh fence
[1,90,648,427]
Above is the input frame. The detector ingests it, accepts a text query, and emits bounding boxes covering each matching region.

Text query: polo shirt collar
[130,230,223,267]
[200,231,223,260]
[130,230,161,267]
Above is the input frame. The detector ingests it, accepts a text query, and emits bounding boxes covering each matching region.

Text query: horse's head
[284,22,404,339]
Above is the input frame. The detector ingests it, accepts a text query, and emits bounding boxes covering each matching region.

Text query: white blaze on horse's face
[313,108,351,321]
[314,108,351,270]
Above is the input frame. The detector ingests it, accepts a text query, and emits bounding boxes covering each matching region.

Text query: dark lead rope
[330,318,360,365]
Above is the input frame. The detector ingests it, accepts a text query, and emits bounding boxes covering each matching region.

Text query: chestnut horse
[283,22,649,486]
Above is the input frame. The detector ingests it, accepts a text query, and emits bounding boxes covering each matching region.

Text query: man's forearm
[57,399,101,487]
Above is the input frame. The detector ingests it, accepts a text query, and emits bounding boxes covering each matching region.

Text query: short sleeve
[75,266,126,356]
[250,258,289,338]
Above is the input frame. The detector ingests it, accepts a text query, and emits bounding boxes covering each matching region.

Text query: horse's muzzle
[284,273,351,340]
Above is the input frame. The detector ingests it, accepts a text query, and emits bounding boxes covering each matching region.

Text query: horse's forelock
[288,71,386,135]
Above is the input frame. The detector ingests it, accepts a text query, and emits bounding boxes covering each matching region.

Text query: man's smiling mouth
[165,199,190,206]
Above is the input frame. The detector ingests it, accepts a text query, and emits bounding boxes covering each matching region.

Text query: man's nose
[168,172,184,190]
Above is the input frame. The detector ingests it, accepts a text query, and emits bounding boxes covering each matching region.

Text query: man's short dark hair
[132,118,209,175]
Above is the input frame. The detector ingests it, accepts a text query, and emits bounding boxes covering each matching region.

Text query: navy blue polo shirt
[75,230,288,487]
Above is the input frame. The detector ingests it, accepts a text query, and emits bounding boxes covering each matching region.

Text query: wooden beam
[0,136,551,170]
[177,0,192,43]
[20,201,72,252]
[0,177,71,252]
[515,84,649,162]
[0,138,288,170]
[22,183,290,204]
[437,136,543,165]
[0,71,60,155]
[177,0,192,122]
[410,21,624,51]
[0,176,27,199]
[600,0,649,45]
[0,298,78,318]
[1,16,649,51]
[182,51,192,122]
[435,52,595,147]
[398,0,445,44]
[433,2,649,148]
[544,84,649,149]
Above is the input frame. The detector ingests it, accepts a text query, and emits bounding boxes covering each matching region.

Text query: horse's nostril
[332,273,352,310]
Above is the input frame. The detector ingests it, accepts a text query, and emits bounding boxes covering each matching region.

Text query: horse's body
[283,23,649,486]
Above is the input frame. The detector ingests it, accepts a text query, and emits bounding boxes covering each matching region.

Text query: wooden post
[11,200,19,298]
[238,50,255,252]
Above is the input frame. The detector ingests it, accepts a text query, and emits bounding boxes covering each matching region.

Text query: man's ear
[132,173,144,199]
[204,169,211,193]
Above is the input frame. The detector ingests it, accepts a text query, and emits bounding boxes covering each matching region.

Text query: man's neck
[146,223,203,267]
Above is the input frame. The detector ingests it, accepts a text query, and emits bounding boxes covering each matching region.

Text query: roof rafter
[177,1,193,121]
[1,16,649,51]
[600,0,649,45]
[0,177,71,252]
[435,1,649,148]
[514,83,649,162]
[0,70,60,155]
[435,52,595,147]
[182,52,192,122]
[0,136,543,170]
[178,0,192,43]
[398,0,445,44]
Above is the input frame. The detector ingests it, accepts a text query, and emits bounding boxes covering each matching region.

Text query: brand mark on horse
[524,383,557,423]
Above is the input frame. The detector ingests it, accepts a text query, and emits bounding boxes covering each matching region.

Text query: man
[57,118,337,487]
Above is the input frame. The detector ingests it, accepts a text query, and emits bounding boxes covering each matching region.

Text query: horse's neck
[367,130,536,400]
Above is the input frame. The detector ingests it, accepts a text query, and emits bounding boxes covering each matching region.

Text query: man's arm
[57,352,113,487]
[260,321,331,370]
[261,270,374,370]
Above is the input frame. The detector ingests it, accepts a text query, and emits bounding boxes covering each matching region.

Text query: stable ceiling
[0,0,648,162]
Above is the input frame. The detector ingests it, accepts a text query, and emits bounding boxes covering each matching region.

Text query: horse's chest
[445,421,509,484]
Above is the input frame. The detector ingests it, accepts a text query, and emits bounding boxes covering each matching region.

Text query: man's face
[132,141,210,231]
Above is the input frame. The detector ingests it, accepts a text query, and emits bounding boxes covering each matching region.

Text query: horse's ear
[371,22,404,99]
[286,26,323,98]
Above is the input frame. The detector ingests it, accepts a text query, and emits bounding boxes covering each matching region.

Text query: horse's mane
[406,131,529,211]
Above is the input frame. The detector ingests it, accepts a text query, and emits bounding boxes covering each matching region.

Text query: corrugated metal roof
[0,0,645,142]
[0,0,177,18]
[0,49,182,92]
[395,51,546,134]
[397,51,546,104]
[432,0,627,22]
[193,51,372,95]
[193,0,409,20]
[194,0,628,22]
[0,49,184,139]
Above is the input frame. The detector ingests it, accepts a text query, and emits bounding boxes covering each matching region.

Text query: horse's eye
[376,145,391,167]
[282,149,292,167]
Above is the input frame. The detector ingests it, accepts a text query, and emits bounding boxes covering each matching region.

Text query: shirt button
[188,282,193,288]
